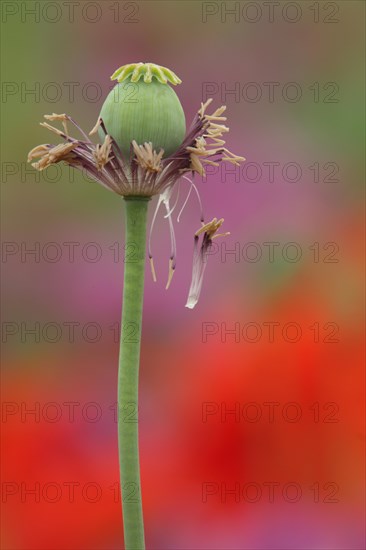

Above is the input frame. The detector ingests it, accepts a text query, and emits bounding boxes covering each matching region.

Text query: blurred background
[1,1,365,549]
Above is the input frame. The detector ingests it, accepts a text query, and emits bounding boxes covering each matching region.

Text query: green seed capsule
[99,63,186,158]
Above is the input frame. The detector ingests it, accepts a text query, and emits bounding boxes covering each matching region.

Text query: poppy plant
[28,62,245,549]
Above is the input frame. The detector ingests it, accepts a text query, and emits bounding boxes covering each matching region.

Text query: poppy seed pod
[98,62,186,158]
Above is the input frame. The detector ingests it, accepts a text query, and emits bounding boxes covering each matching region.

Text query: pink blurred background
[1,1,365,549]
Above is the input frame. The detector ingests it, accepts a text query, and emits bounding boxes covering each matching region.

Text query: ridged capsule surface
[99,79,186,158]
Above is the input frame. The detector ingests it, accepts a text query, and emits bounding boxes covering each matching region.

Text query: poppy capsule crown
[99,62,186,159]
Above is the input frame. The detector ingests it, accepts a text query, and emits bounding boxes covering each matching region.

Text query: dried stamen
[44,113,69,135]
[28,142,77,171]
[132,141,164,173]
[94,135,113,171]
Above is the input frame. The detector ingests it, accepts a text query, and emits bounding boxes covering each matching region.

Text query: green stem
[118,196,150,550]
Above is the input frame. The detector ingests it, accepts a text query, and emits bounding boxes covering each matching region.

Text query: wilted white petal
[185,218,229,309]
